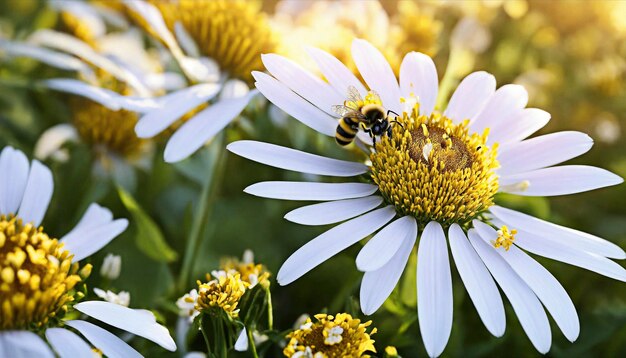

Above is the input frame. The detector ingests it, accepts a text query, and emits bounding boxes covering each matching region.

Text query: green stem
[178,136,227,291]
[266,286,273,330]
[247,326,259,358]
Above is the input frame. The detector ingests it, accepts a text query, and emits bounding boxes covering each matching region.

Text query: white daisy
[122,0,260,163]
[227,39,625,356]
[0,0,257,164]
[0,146,176,356]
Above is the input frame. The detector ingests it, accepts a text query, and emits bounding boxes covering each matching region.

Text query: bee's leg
[387,109,400,118]
[387,125,393,138]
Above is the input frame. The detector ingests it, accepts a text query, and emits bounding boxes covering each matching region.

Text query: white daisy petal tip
[356,215,417,272]
[448,224,506,337]
[417,221,453,358]
[74,301,177,352]
[277,206,396,285]
[227,140,368,177]
[283,196,383,226]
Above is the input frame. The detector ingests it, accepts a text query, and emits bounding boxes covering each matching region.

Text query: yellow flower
[0,215,90,330]
[141,0,276,83]
[219,251,270,288]
[284,313,377,357]
[371,102,499,226]
[196,273,249,319]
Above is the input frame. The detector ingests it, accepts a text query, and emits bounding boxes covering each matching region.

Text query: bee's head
[361,104,386,122]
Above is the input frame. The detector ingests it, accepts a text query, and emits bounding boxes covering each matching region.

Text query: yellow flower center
[195,273,249,319]
[370,102,499,227]
[0,215,90,330]
[283,313,377,357]
[493,225,517,251]
[71,97,144,158]
[151,0,276,83]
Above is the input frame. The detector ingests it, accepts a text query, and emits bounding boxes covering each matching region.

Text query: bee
[332,86,400,146]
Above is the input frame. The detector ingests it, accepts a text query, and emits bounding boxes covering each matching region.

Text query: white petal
[0,331,54,358]
[135,83,221,138]
[74,301,176,351]
[29,30,150,96]
[277,206,396,285]
[351,39,401,113]
[174,22,200,58]
[227,141,368,177]
[144,72,186,92]
[470,84,528,134]
[34,124,79,161]
[46,328,93,358]
[219,79,249,100]
[514,229,626,282]
[245,181,378,201]
[284,196,383,226]
[44,78,122,111]
[123,0,180,55]
[444,71,496,124]
[399,52,438,115]
[498,131,593,176]
[61,205,128,261]
[124,1,218,82]
[473,221,579,341]
[468,229,552,353]
[0,40,94,78]
[417,221,453,358]
[234,328,248,352]
[262,54,342,116]
[357,216,417,272]
[305,46,368,97]
[489,108,550,145]
[360,231,415,315]
[0,147,30,215]
[164,91,255,163]
[500,165,623,196]
[252,71,336,136]
[17,160,53,226]
[448,224,505,337]
[490,205,626,259]
[66,320,141,358]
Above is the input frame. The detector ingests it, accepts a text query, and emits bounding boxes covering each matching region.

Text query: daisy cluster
[0,1,624,357]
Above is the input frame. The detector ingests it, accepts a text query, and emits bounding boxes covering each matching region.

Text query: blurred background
[1,0,625,356]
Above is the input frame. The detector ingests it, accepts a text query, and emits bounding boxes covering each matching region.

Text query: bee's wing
[346,85,363,103]
[332,105,363,118]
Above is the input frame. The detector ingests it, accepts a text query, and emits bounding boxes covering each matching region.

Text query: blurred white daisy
[122,0,263,163]
[228,39,625,357]
[0,146,176,356]
[0,0,258,164]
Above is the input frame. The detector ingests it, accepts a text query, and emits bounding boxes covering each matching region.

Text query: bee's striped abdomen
[335,117,359,146]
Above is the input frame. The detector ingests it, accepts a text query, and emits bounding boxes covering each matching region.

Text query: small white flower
[100,253,122,280]
[293,314,311,330]
[94,288,130,307]
[242,249,255,264]
[176,289,200,322]
[323,326,344,345]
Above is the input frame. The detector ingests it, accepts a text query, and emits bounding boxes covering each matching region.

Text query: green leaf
[117,187,178,262]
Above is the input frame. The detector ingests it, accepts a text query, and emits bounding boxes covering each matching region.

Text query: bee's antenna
[387,110,400,117]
